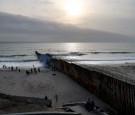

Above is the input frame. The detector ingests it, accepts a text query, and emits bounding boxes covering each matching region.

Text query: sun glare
[65,1,82,16]
[65,43,79,51]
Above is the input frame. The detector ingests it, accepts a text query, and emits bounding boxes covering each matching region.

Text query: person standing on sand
[55,94,58,102]
[38,68,40,72]
[11,66,13,71]
[34,68,37,74]
[31,68,33,73]
[16,67,18,71]
[45,96,48,100]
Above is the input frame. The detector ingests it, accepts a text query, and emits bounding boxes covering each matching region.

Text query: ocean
[0,43,135,68]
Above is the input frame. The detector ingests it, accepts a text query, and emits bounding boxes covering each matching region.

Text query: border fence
[51,59,135,115]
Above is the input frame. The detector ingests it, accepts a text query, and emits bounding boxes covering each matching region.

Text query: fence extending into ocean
[51,58,135,115]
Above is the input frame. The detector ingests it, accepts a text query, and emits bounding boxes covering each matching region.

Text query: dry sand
[85,63,135,85]
[0,97,51,114]
[0,67,114,114]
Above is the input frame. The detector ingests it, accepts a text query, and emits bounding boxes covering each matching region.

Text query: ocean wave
[0,59,38,62]
[49,51,135,57]
[66,58,135,62]
[0,54,29,58]
[51,52,85,56]
[89,52,135,54]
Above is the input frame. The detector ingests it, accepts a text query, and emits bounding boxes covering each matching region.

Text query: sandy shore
[0,97,51,114]
[85,63,135,85]
[0,67,114,114]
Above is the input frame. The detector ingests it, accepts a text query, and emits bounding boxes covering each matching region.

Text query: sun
[65,1,82,16]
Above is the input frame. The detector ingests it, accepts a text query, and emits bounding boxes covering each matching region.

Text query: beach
[0,67,114,114]
[85,63,135,85]
[0,97,51,114]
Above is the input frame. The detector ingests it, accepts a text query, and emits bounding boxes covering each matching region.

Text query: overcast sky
[0,0,135,42]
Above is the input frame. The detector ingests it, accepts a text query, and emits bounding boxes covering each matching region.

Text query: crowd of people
[2,64,41,75]
[3,65,21,72]
[25,66,40,75]
[85,98,95,112]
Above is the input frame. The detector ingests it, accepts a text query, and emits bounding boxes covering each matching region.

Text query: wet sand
[0,67,114,114]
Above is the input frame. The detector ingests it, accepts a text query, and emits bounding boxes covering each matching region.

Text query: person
[11,66,13,71]
[26,70,30,75]
[85,98,91,111]
[8,67,10,70]
[38,68,40,72]
[85,98,95,112]
[34,68,37,73]
[16,66,18,71]
[52,66,53,71]
[91,100,95,111]
[54,66,56,71]
[55,94,58,102]
[31,68,33,73]
[34,70,37,74]
[45,96,48,99]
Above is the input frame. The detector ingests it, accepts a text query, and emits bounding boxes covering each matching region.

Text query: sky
[0,0,135,42]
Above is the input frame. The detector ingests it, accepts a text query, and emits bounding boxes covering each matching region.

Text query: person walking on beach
[55,94,58,102]
[38,68,40,72]
[31,68,33,73]
[45,96,48,100]
[34,68,37,74]
[11,66,13,71]
[16,66,18,71]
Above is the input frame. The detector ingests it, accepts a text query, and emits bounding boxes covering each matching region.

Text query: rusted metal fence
[52,59,135,115]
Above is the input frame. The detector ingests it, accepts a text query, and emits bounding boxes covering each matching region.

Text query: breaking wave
[49,51,135,57]
[89,52,135,54]
[0,59,38,63]
[51,52,85,56]
[0,54,29,58]
[66,58,135,62]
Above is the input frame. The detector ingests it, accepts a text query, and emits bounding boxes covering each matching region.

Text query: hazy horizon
[0,0,135,42]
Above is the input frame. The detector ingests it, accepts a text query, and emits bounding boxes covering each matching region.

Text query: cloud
[0,12,134,42]
[0,0,135,38]
[41,0,53,4]
[32,0,53,5]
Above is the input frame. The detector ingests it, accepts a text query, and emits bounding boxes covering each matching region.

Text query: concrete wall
[52,59,135,115]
